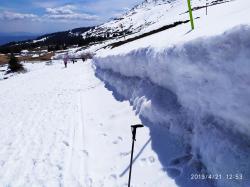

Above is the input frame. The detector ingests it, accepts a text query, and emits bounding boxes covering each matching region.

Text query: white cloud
[0,5,98,23]
[44,5,98,21]
[0,11,38,21]
[45,5,75,15]
[44,13,98,21]
[0,0,140,24]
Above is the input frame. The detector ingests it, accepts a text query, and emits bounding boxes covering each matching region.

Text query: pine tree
[8,53,24,72]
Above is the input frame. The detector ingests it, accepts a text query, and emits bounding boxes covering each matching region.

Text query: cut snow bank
[95,68,250,187]
[94,25,250,136]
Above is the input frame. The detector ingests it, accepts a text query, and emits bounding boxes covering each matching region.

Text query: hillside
[0,0,231,54]
[0,0,250,186]
[0,27,94,54]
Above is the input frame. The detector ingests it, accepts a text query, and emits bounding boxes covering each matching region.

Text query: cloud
[45,5,75,15]
[44,13,98,21]
[0,5,98,22]
[0,11,38,21]
[44,5,98,21]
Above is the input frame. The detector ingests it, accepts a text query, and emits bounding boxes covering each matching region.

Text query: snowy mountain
[82,0,230,40]
[0,0,231,54]
[0,27,93,53]
[1,0,250,187]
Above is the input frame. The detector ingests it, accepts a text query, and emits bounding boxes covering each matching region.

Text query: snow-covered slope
[95,25,250,135]
[83,0,233,39]
[0,61,178,187]
[91,0,250,187]
[1,0,250,186]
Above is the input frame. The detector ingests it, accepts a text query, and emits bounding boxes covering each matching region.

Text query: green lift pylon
[187,0,194,30]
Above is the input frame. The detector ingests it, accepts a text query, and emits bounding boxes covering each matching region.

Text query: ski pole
[128,124,144,187]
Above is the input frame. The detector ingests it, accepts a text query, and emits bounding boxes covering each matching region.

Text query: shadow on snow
[95,68,250,187]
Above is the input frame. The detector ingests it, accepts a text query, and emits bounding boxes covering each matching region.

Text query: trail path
[0,61,176,187]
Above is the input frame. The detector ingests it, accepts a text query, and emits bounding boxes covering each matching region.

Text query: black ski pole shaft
[128,124,144,187]
[128,136,135,187]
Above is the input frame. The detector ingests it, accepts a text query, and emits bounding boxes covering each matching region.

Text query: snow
[1,0,250,186]
[32,54,39,58]
[90,0,250,186]
[83,0,249,43]
[94,25,250,135]
[0,61,177,187]
[94,66,250,187]
[33,37,47,43]
[21,50,29,53]
[95,0,250,56]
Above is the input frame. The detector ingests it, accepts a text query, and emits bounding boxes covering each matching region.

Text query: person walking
[63,53,69,68]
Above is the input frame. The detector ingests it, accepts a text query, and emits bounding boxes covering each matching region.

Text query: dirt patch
[18,52,54,62]
[0,52,54,65]
[0,54,9,65]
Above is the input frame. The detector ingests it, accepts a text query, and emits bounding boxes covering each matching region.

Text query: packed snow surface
[0,61,177,187]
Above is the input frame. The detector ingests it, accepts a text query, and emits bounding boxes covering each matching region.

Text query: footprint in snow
[100,133,107,137]
[62,141,69,147]
[148,156,155,163]
[32,159,37,166]
[119,151,130,157]
[109,174,117,181]
[109,114,116,119]
[112,140,118,144]
[81,150,89,157]
[0,160,5,167]
[85,176,93,187]
[140,156,155,166]
[56,164,63,171]
[112,136,123,144]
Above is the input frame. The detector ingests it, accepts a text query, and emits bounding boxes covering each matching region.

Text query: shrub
[8,53,24,73]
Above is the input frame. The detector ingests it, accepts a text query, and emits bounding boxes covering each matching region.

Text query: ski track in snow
[0,61,177,187]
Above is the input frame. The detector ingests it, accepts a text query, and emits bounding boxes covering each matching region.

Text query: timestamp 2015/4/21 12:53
[190,173,243,180]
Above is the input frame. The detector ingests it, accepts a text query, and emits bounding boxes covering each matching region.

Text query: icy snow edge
[94,25,250,135]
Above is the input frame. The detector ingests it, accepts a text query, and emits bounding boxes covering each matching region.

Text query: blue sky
[0,0,141,34]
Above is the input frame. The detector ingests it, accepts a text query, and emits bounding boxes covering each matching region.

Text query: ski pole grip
[131,124,144,128]
[131,124,144,141]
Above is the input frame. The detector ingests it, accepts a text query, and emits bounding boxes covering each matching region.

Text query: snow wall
[93,25,250,187]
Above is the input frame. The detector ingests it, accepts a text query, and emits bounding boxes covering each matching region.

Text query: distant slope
[0,27,96,53]
[83,0,232,48]
[0,0,233,54]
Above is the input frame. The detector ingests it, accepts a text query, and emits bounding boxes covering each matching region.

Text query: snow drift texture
[94,25,250,136]
[94,25,250,187]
